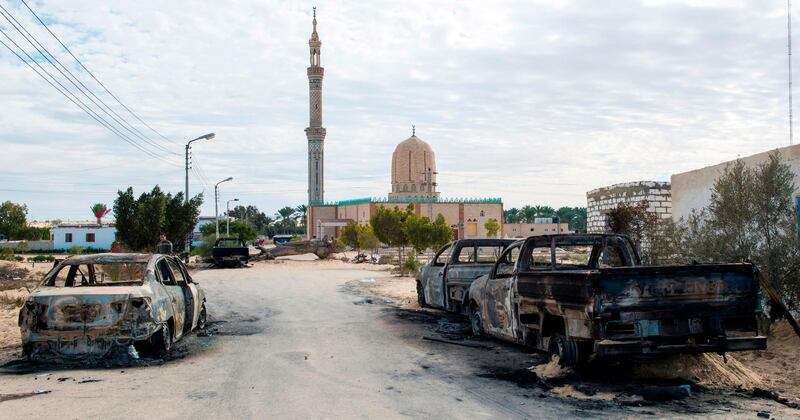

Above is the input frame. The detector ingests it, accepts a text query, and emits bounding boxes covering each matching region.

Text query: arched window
[411,184,416,192]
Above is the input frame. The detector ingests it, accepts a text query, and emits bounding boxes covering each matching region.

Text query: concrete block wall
[586,181,672,233]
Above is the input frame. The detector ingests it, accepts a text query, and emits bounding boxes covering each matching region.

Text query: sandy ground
[351,268,800,407]
[0,257,796,418]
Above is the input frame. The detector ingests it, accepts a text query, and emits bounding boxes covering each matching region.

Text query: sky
[0,0,794,221]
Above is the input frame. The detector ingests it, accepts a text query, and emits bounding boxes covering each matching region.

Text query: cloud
[0,0,793,220]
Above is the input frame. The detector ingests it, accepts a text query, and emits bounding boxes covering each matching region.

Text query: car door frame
[167,256,201,333]
[154,257,187,339]
[424,242,454,308]
[484,242,522,339]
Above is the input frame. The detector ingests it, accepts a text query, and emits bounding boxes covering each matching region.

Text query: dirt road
[0,259,796,418]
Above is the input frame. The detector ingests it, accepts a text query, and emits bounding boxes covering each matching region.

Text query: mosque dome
[389,134,440,199]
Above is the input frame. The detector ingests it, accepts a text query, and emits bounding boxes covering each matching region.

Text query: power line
[0,3,179,157]
[0,33,179,166]
[20,0,182,147]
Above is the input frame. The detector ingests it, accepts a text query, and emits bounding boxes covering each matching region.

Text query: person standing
[156,232,173,255]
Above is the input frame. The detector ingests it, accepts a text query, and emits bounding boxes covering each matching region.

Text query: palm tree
[520,205,537,223]
[295,204,308,230]
[504,208,519,224]
[275,206,297,233]
[90,203,111,225]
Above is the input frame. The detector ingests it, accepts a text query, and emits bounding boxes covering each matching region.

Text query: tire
[470,304,485,337]
[548,334,579,367]
[416,282,428,307]
[151,322,174,354]
[197,303,207,331]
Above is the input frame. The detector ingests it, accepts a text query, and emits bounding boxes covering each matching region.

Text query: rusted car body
[416,239,516,314]
[468,234,767,366]
[19,253,206,361]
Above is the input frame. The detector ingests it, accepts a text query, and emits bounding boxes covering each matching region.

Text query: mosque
[303,11,504,240]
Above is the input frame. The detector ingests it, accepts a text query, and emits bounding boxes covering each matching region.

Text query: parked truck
[468,234,767,366]
[212,238,250,267]
[417,239,516,315]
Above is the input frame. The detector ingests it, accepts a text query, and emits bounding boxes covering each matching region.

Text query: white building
[671,143,800,222]
[52,223,116,250]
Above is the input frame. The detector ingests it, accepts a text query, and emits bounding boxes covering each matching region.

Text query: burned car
[468,234,767,366]
[18,253,206,361]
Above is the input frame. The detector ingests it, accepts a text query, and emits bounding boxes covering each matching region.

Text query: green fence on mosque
[309,197,502,207]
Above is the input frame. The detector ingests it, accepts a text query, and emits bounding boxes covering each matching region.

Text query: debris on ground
[421,336,494,349]
[0,389,50,403]
[632,353,764,389]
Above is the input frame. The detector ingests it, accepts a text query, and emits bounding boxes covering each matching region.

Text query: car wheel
[548,334,579,367]
[416,282,428,307]
[470,304,484,337]
[151,322,173,354]
[197,303,207,331]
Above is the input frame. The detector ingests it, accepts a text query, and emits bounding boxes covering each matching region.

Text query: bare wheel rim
[198,305,207,330]
[471,308,483,335]
[162,324,172,352]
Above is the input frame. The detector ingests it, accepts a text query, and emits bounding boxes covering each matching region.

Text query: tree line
[0,201,51,241]
[609,152,800,312]
[503,205,587,232]
[339,203,453,274]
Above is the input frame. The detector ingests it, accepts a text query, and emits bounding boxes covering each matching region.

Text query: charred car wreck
[18,253,206,361]
[468,234,767,366]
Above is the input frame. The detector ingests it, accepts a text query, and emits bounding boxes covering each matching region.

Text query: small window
[480,210,485,217]
[156,259,176,285]
[65,233,73,243]
[475,246,505,263]
[434,245,452,265]
[456,246,476,263]
[554,245,592,269]
[86,233,96,243]
[528,246,552,270]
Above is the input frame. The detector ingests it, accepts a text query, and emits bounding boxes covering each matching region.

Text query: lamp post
[215,177,233,237]
[184,132,215,262]
[226,198,239,236]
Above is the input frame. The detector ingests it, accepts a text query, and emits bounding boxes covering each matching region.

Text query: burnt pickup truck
[417,239,516,314]
[212,238,250,267]
[468,234,767,366]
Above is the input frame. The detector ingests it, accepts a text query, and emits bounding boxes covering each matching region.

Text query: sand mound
[531,356,572,380]
[633,353,764,389]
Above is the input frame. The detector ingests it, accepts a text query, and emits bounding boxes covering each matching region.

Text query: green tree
[0,201,28,239]
[370,204,412,272]
[295,204,308,233]
[275,206,297,234]
[484,218,501,238]
[200,219,257,241]
[429,213,454,250]
[504,208,520,224]
[113,186,203,252]
[339,222,361,254]
[358,224,380,260]
[404,213,433,253]
[228,205,275,237]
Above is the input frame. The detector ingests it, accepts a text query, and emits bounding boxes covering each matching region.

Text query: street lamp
[215,177,233,237]
[226,198,239,236]
[184,132,215,262]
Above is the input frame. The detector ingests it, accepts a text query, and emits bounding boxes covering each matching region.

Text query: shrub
[29,255,55,263]
[403,252,422,276]
[68,246,84,255]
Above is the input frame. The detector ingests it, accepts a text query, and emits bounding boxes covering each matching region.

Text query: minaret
[305,7,326,204]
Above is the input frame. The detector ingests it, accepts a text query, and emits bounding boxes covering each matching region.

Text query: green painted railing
[309,196,502,207]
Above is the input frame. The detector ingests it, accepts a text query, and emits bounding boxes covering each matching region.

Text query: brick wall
[586,181,672,233]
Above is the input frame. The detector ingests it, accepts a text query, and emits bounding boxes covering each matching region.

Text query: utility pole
[215,177,233,237]
[184,133,215,262]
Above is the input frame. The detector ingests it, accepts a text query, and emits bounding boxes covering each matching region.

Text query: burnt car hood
[27,286,145,331]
